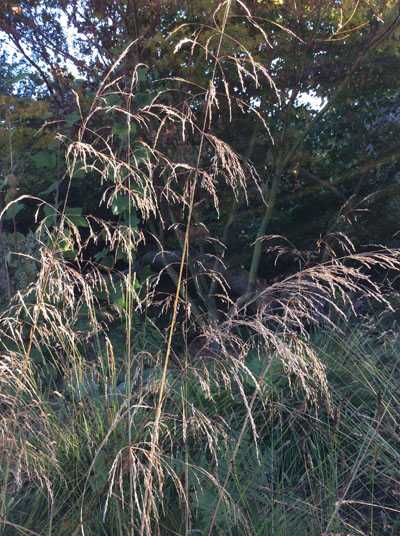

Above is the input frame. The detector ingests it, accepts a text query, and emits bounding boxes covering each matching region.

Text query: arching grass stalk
[207,351,273,536]
[125,69,136,536]
[0,190,84,532]
[139,2,234,533]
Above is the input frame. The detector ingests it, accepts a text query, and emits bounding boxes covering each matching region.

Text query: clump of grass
[1,2,400,535]
[2,312,399,535]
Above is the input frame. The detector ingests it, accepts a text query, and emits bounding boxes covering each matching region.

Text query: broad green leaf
[43,203,58,218]
[30,348,44,364]
[13,72,30,82]
[72,166,86,179]
[13,232,26,249]
[111,195,130,215]
[112,122,129,141]
[137,66,149,82]
[32,151,56,169]
[39,180,60,196]
[2,202,24,221]
[97,255,114,267]
[118,294,127,309]
[43,363,57,379]
[64,207,88,227]
[94,248,108,263]
[133,148,151,163]
[63,249,77,259]
[67,215,88,227]
[122,212,140,227]
[103,94,120,106]
[134,91,153,107]
[65,111,80,124]
[116,247,131,261]
[111,122,137,141]
[65,207,82,215]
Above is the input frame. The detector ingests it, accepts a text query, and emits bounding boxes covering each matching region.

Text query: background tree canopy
[1,0,400,304]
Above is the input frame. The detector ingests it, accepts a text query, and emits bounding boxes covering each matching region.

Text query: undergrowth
[1,316,399,535]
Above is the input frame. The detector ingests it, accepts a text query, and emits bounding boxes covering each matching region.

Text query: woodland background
[0,1,400,535]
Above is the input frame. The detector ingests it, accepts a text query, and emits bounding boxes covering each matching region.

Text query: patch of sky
[250,96,261,108]
[2,4,93,83]
[295,91,325,110]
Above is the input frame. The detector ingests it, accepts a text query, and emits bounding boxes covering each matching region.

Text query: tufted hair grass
[1,2,400,535]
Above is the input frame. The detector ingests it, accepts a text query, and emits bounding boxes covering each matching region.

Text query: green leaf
[43,363,57,380]
[64,207,88,228]
[5,72,30,85]
[103,94,120,106]
[2,202,24,221]
[108,167,116,182]
[32,151,56,169]
[30,348,44,364]
[122,212,140,228]
[13,232,26,249]
[65,207,82,215]
[63,249,77,259]
[118,294,127,309]
[133,148,151,163]
[60,227,70,247]
[39,180,60,196]
[111,195,130,215]
[130,122,137,136]
[94,248,108,263]
[43,203,58,218]
[116,247,130,261]
[15,72,30,82]
[112,122,129,141]
[65,111,80,124]
[72,166,86,179]
[97,255,114,268]
[68,215,88,227]
[134,91,153,107]
[137,66,149,82]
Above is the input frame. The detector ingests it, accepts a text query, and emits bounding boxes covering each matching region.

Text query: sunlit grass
[1,1,400,534]
[1,314,399,535]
